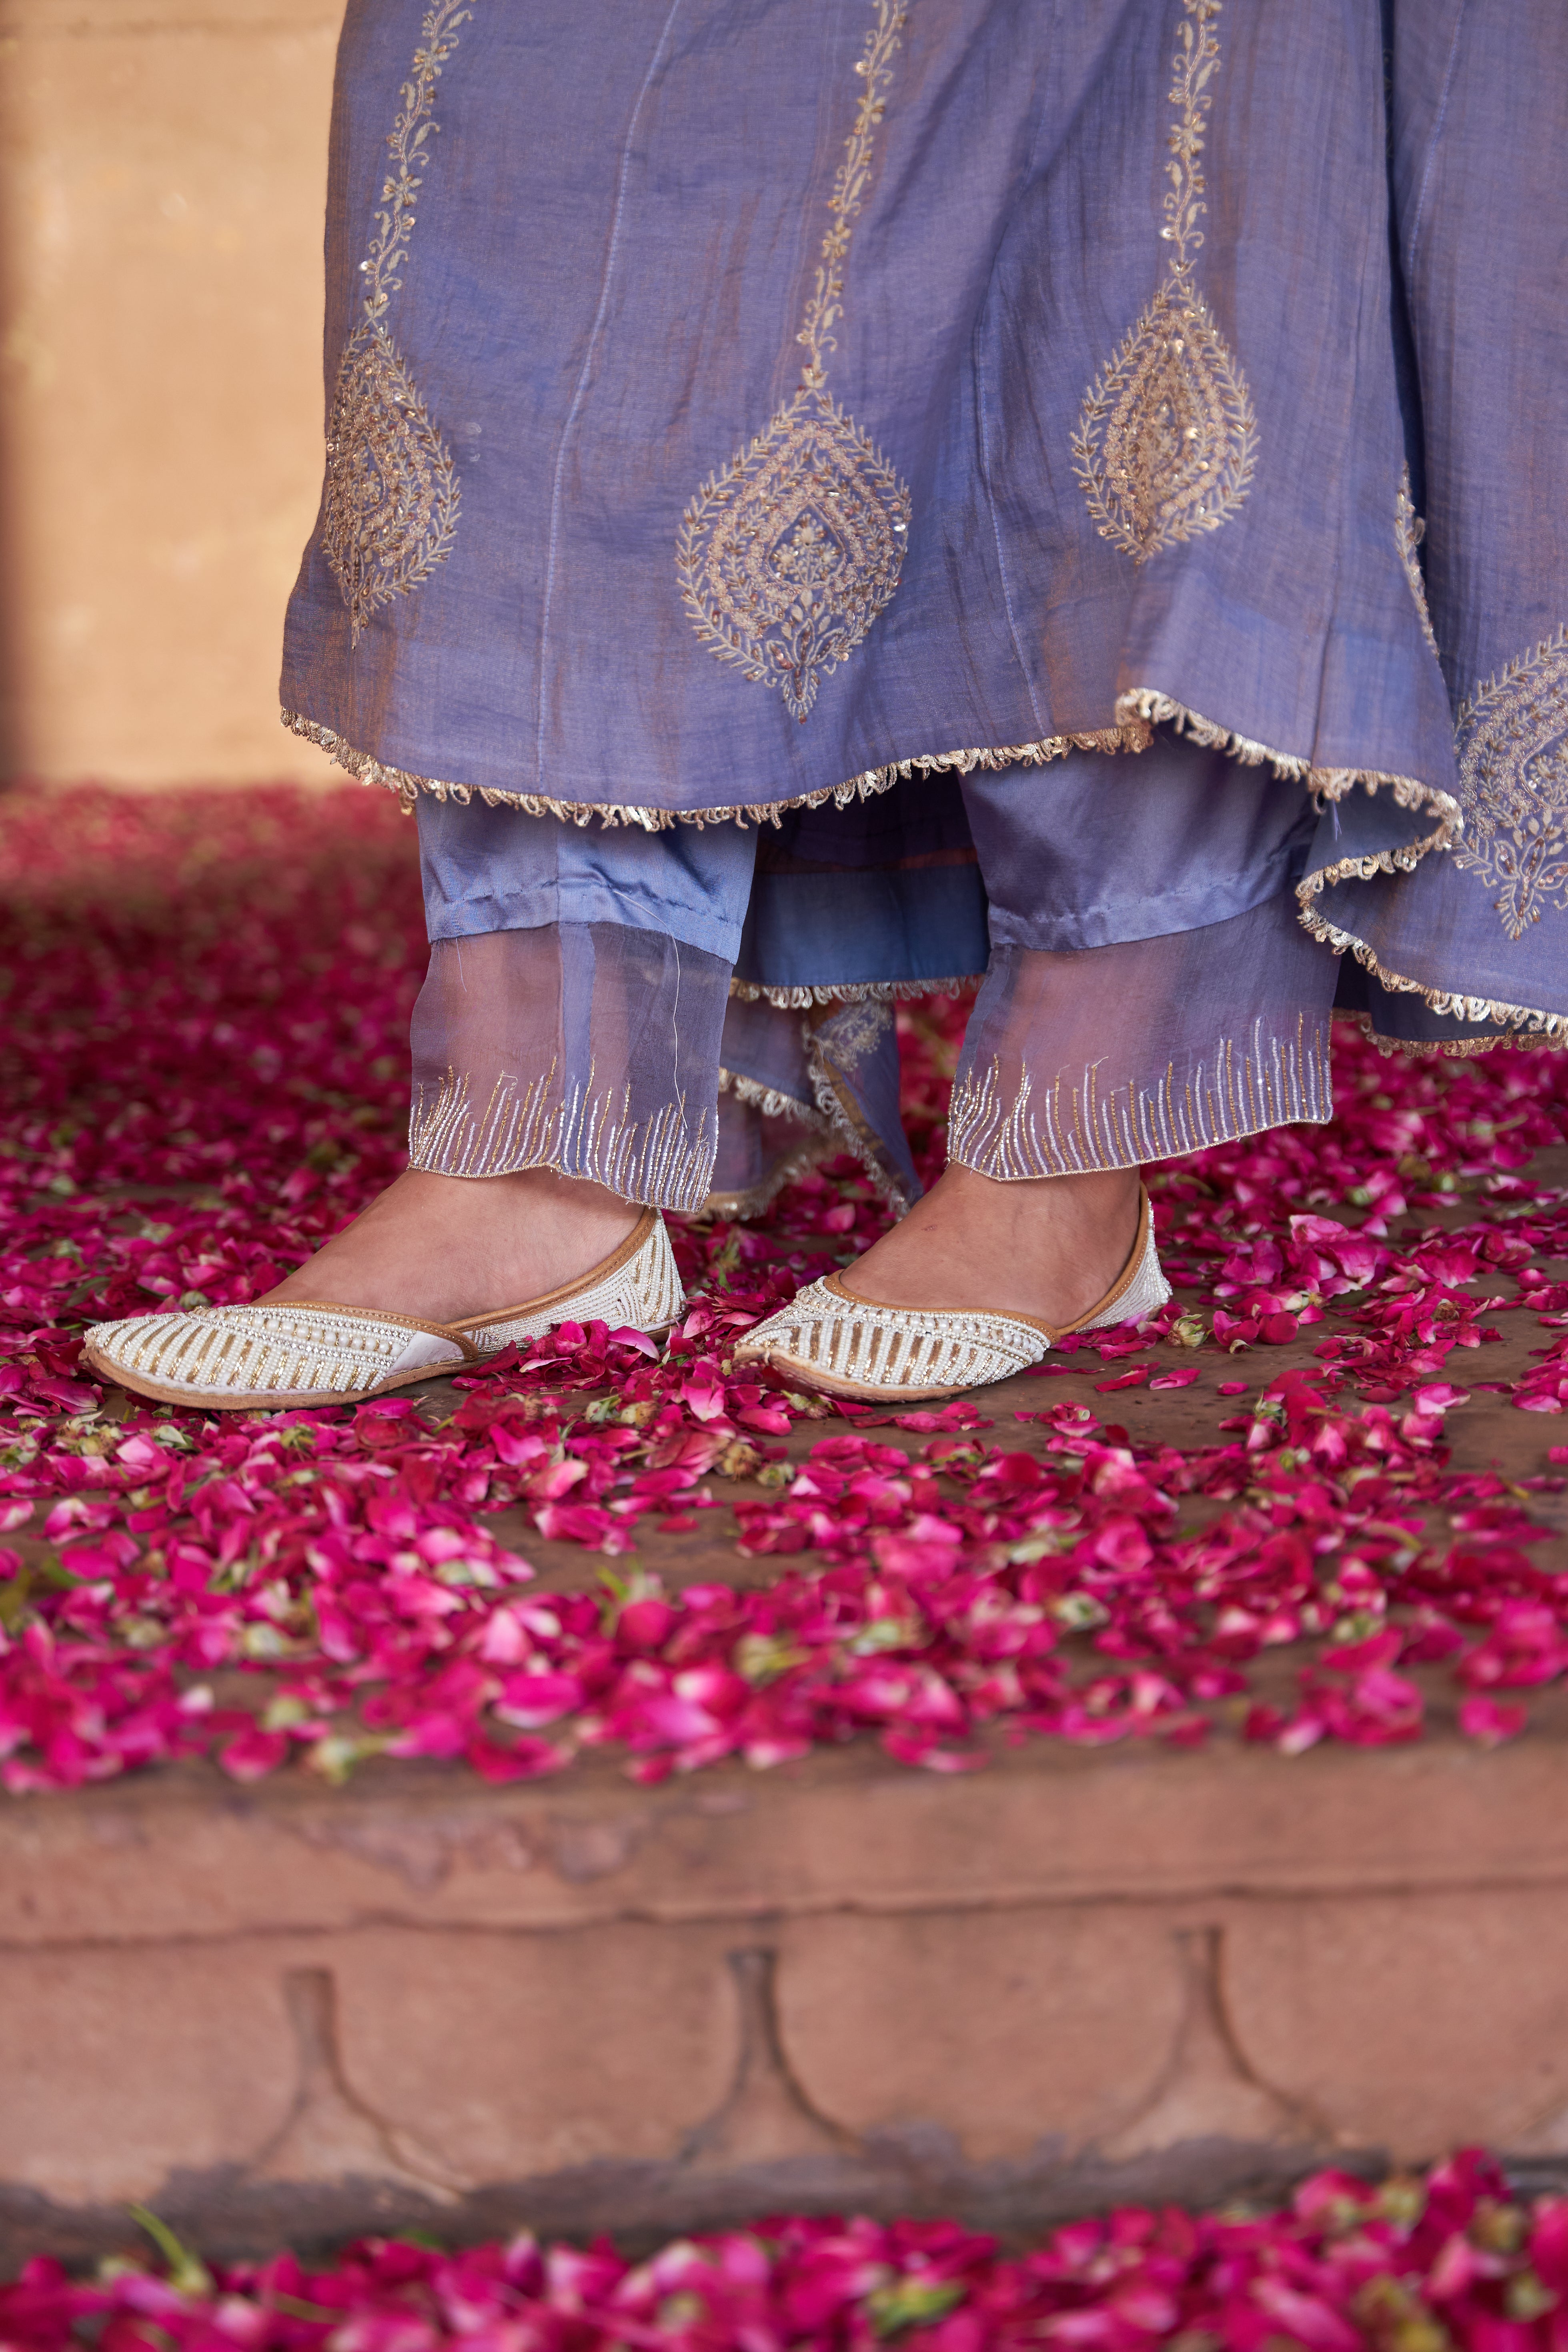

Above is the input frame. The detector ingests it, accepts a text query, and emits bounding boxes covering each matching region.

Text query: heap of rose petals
[2,2150,1565,2352]
[6,786,1568,1790]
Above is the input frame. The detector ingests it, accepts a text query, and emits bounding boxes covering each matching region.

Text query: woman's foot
[260,1167,641,1327]
[839,1161,1142,1328]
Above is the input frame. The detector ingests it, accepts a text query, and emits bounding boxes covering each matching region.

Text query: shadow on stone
[246,1968,471,2200]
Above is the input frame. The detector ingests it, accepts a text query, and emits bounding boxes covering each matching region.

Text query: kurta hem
[283,691,1457,859]
[728,972,983,1007]
[1299,912,1568,1044]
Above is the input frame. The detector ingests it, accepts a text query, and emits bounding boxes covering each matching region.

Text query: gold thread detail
[728,971,980,1007]
[1396,464,1441,663]
[1297,904,1568,1044]
[1333,1007,1560,1063]
[676,2,913,721]
[283,689,1457,861]
[716,1066,823,1125]
[1336,1009,1542,1063]
[805,998,913,1210]
[323,2,471,645]
[409,1060,716,1211]
[947,1014,1331,1179]
[1072,0,1257,563]
[1449,626,1568,940]
[282,707,1144,827]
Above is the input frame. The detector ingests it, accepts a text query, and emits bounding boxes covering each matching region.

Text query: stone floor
[464,1186,1568,1599]
[5,1181,1568,2265]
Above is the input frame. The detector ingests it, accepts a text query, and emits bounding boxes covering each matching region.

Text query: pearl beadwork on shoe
[84,1211,685,1411]
[734,1189,1171,1401]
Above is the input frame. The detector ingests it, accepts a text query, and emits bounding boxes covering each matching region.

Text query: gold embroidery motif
[1072,0,1257,564]
[948,1016,1330,1181]
[677,2,913,721]
[805,998,913,1208]
[1452,627,1568,939]
[1396,465,1441,661]
[323,2,472,645]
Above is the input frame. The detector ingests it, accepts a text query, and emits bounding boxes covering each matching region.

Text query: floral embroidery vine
[6,787,1568,1792]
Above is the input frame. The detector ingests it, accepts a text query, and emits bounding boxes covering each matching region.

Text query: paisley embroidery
[1452,628,1568,940]
[1396,465,1441,662]
[323,2,472,645]
[677,2,913,722]
[1072,0,1257,564]
[813,999,893,1071]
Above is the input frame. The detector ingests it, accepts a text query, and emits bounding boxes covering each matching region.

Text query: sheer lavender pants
[407,735,1347,1214]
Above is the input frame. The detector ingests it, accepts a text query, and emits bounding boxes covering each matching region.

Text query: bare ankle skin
[839,1161,1141,1326]
[260,1166,641,1326]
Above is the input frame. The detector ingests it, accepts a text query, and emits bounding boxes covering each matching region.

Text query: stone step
[7,1183,1568,2266]
[4,1694,1568,2268]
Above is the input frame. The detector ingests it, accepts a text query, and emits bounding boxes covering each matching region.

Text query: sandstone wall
[0,0,342,784]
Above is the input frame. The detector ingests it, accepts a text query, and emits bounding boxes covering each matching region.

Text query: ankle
[921,1160,1139,1246]
[262,1163,644,1321]
[840,1160,1142,1322]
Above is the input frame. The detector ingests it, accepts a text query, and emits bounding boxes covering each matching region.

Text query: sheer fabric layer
[947,902,1336,1183]
[716,993,919,1213]
[407,926,729,1211]
[403,742,1350,1207]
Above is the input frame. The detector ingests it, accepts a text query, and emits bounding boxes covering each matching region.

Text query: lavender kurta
[284,0,1568,1151]
[282,1,1456,795]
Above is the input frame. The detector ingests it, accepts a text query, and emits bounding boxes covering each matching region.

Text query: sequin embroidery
[1072,0,1257,564]
[323,2,472,645]
[1452,628,1568,940]
[677,2,913,723]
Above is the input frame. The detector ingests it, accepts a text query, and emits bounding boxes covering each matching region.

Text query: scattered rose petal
[5,791,1568,1792]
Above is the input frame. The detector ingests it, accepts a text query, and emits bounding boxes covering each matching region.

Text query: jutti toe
[84,1209,685,1412]
[733,1188,1171,1402]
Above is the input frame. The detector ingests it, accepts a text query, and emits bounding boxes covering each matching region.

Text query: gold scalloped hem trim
[1331,1007,1557,1064]
[1294,809,1463,906]
[727,972,982,1008]
[1119,688,1462,831]
[283,693,1461,857]
[1300,909,1568,1046]
[281,708,1144,832]
[716,1065,826,1126]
